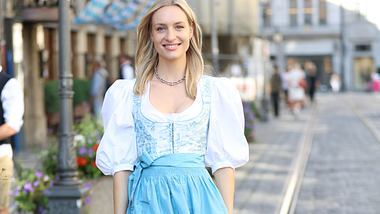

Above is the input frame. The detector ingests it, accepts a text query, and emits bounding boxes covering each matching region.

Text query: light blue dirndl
[127,76,228,214]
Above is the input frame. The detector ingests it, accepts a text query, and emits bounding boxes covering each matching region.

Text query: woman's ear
[189,22,194,39]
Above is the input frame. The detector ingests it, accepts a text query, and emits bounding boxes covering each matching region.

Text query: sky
[328,0,380,28]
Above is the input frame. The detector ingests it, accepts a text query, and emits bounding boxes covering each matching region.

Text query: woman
[96,1,249,213]
[286,61,306,118]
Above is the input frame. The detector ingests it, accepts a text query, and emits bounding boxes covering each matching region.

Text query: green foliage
[44,80,59,114]
[74,115,104,179]
[15,111,103,213]
[243,101,258,143]
[40,145,58,177]
[73,79,91,105]
[40,115,104,180]
[44,79,90,114]
[13,166,52,213]
[74,115,104,145]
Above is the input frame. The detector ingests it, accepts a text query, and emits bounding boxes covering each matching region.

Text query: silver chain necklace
[154,67,186,86]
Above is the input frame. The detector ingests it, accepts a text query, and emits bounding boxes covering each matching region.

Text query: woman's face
[151,5,193,62]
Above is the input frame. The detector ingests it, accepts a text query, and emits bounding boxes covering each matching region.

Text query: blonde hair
[134,0,204,99]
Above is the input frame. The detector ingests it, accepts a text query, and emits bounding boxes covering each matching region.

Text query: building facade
[1,0,137,146]
[259,0,380,91]
[189,0,269,100]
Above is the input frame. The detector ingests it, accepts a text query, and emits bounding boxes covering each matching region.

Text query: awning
[74,0,155,30]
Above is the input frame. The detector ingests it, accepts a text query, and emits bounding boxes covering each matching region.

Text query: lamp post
[45,0,82,213]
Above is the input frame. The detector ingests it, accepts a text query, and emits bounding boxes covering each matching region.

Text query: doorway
[353,57,374,91]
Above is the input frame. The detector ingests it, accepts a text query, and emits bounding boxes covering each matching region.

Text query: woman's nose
[165,28,176,41]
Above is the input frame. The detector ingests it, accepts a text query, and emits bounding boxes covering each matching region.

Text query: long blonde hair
[134,0,204,99]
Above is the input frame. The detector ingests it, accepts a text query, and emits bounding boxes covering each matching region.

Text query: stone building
[259,0,380,91]
[1,0,137,146]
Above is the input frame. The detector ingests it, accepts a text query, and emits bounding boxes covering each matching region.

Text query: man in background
[270,65,282,118]
[90,59,108,118]
[119,54,134,80]
[0,65,24,214]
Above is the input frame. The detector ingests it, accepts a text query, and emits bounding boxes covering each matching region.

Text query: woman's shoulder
[201,75,237,92]
[200,75,241,102]
[106,79,135,98]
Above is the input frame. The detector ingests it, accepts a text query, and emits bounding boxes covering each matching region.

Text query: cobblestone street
[235,92,380,214]
[295,93,380,214]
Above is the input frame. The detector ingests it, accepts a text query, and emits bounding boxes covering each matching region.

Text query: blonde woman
[96,0,249,213]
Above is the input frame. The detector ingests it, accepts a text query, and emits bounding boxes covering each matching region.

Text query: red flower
[92,161,96,168]
[92,144,99,151]
[77,157,88,167]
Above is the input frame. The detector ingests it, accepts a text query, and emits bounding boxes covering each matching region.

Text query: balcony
[14,0,74,22]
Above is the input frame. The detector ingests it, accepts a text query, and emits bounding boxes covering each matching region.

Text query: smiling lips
[163,43,181,51]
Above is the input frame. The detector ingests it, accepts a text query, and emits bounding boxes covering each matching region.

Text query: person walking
[95,1,249,213]
[286,61,306,118]
[119,54,134,80]
[330,72,341,92]
[0,66,24,214]
[90,58,109,118]
[270,65,282,117]
[304,61,318,103]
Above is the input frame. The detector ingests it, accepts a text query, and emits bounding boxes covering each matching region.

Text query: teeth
[164,44,179,50]
[166,44,177,48]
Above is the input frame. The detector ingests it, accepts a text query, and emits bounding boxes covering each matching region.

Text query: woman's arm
[213,167,235,214]
[113,170,132,214]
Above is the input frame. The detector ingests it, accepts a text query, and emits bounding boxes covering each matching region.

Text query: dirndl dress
[96,76,249,214]
[128,76,227,213]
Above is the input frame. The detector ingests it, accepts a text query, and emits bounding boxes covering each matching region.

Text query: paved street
[234,96,313,213]
[294,93,380,214]
[235,92,380,214]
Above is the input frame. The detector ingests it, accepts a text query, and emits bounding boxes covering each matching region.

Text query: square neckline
[142,80,202,119]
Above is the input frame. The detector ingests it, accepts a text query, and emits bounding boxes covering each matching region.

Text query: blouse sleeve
[205,77,249,174]
[96,80,137,176]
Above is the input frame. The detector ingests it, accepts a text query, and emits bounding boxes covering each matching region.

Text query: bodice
[132,77,211,160]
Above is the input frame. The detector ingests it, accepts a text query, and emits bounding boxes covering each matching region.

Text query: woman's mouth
[163,43,181,51]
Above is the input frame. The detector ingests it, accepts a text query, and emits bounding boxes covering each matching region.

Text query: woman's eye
[175,26,184,30]
[156,27,165,32]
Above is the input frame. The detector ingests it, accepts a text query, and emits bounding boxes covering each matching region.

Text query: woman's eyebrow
[153,21,186,26]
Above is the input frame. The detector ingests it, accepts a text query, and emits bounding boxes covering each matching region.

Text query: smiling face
[151,5,193,63]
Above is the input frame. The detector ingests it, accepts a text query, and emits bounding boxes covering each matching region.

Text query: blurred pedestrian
[90,58,108,118]
[304,61,319,103]
[119,54,134,80]
[0,65,24,214]
[330,72,341,92]
[270,65,282,117]
[281,68,290,106]
[96,1,249,213]
[371,71,380,92]
[286,61,306,118]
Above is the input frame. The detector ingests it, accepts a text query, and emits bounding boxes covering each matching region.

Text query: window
[289,0,298,26]
[304,0,312,25]
[319,0,327,25]
[355,44,371,52]
[262,1,272,28]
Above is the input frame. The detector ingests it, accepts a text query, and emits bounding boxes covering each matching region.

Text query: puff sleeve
[95,80,137,175]
[205,77,249,174]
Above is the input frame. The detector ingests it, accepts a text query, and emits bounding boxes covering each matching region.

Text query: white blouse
[96,77,249,175]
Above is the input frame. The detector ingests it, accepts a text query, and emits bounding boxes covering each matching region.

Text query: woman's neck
[156,58,187,81]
